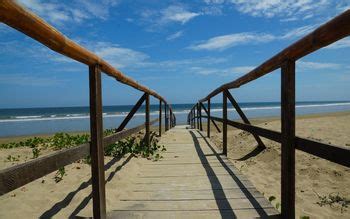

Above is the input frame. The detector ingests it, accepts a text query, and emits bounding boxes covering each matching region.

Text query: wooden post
[196,103,200,129]
[165,104,169,131]
[223,91,227,155]
[89,64,106,219]
[194,106,197,129]
[281,60,296,218]
[191,109,194,128]
[207,99,211,138]
[199,102,203,131]
[159,99,162,136]
[145,93,150,147]
[170,110,173,128]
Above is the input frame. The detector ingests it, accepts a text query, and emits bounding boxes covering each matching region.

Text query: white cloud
[189,65,254,76]
[298,61,342,70]
[75,0,120,20]
[166,31,184,41]
[17,0,120,25]
[189,32,275,51]
[188,24,321,51]
[91,42,149,69]
[139,5,200,30]
[160,5,200,25]
[281,24,318,39]
[229,0,330,20]
[325,37,350,49]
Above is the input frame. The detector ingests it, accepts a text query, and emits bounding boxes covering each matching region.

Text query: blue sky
[0,0,350,108]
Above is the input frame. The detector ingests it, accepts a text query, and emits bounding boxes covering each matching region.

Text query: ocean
[1,101,350,137]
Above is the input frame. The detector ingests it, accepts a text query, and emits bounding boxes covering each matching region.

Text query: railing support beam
[223,91,227,155]
[116,93,146,132]
[281,60,296,218]
[225,90,265,149]
[159,100,162,136]
[199,102,203,131]
[145,93,150,147]
[165,104,168,131]
[207,99,210,137]
[89,64,106,219]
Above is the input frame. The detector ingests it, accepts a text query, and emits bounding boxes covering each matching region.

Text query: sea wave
[1,102,350,123]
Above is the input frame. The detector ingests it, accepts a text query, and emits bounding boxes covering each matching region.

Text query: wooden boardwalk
[108,125,280,218]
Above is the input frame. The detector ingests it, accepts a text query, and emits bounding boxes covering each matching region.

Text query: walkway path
[108,125,280,218]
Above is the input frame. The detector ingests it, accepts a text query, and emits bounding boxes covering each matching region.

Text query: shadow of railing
[40,154,133,218]
[189,130,236,219]
[192,130,270,218]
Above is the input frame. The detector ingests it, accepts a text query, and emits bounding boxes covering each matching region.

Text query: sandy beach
[204,111,350,218]
[0,113,349,218]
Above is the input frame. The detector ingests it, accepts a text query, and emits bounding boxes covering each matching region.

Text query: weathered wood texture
[199,9,350,102]
[280,60,295,218]
[222,92,227,155]
[164,104,168,131]
[0,1,170,104]
[0,119,158,196]
[207,99,210,137]
[159,100,162,136]
[116,93,146,132]
[89,65,106,219]
[145,93,150,147]
[207,116,350,168]
[108,125,280,218]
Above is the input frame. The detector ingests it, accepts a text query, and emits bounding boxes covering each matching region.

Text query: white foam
[1,102,350,123]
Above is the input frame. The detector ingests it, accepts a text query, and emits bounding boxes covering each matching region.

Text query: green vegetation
[32,147,40,159]
[1,129,166,183]
[268,195,281,211]
[6,155,20,162]
[316,192,350,213]
[104,133,166,161]
[54,167,66,183]
[1,129,166,162]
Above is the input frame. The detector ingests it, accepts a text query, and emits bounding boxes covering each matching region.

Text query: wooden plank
[89,64,106,219]
[116,93,146,132]
[225,90,265,149]
[0,1,171,103]
[200,102,221,133]
[223,92,227,155]
[0,143,89,195]
[208,116,282,143]
[295,138,350,167]
[280,60,295,218]
[199,103,203,131]
[164,104,168,131]
[145,93,150,148]
[159,100,162,136]
[0,119,158,196]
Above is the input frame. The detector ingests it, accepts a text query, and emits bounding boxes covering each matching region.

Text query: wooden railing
[188,9,350,218]
[0,1,176,219]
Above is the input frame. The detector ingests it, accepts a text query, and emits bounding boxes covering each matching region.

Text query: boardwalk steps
[107,125,280,218]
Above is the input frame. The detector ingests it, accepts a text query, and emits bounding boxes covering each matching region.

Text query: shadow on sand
[40,154,133,219]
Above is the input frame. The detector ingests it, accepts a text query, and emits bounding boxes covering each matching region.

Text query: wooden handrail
[0,118,159,196]
[199,9,350,102]
[0,1,170,105]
